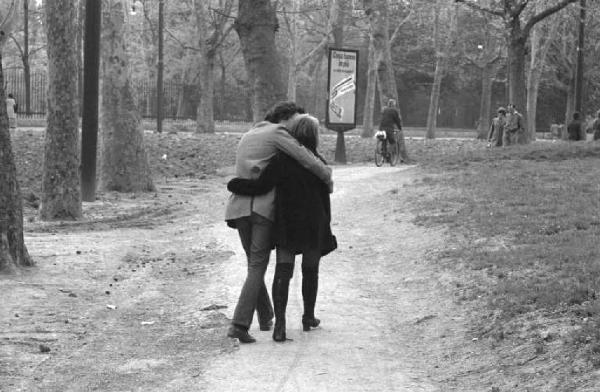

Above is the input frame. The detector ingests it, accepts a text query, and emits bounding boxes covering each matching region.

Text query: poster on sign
[326,48,358,132]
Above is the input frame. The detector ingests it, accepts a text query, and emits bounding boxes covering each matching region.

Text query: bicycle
[374,130,400,167]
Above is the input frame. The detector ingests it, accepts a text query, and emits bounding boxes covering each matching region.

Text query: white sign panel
[326,48,358,130]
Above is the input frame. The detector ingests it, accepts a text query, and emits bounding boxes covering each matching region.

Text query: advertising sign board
[326,48,358,132]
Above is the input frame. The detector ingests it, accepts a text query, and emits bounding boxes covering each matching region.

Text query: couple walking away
[224,101,337,343]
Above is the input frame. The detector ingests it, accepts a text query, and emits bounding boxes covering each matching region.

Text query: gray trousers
[232,213,275,328]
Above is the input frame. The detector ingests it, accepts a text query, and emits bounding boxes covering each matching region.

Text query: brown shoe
[227,325,256,343]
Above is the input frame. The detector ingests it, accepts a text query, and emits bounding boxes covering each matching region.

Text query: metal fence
[3,69,229,121]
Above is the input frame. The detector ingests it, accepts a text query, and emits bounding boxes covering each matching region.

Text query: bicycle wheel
[389,140,400,166]
[374,139,385,167]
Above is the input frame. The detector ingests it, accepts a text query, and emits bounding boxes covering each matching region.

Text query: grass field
[403,141,600,376]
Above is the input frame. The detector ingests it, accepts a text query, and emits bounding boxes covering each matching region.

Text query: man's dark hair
[573,111,581,120]
[264,101,306,123]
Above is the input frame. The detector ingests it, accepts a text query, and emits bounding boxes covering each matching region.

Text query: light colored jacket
[225,121,332,222]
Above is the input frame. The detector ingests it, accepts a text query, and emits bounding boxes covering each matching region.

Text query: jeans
[232,213,275,329]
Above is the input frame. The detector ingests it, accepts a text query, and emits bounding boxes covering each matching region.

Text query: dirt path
[1,165,485,391]
[199,165,477,391]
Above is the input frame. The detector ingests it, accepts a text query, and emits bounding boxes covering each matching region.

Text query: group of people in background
[566,110,600,141]
[488,104,600,146]
[486,104,525,147]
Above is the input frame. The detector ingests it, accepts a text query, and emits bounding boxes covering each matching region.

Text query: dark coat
[228,152,337,256]
[379,107,402,131]
[593,118,600,141]
[567,120,584,141]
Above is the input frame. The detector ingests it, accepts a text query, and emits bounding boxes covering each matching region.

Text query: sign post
[326,48,359,164]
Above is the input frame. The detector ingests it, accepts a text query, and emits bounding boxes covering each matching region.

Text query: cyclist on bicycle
[379,99,402,159]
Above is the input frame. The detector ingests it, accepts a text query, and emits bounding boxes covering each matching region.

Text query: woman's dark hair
[264,101,306,123]
[289,116,319,153]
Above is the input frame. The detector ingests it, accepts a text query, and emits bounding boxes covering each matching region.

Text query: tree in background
[6,0,46,114]
[99,0,154,192]
[527,9,561,138]
[425,1,458,139]
[364,0,409,161]
[40,0,81,220]
[193,0,235,133]
[235,0,286,121]
[361,0,412,137]
[0,2,33,271]
[460,11,505,140]
[455,0,579,143]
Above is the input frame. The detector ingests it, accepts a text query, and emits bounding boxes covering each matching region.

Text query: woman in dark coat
[227,116,337,342]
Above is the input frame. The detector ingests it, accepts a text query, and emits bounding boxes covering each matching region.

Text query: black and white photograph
[1,0,599,391]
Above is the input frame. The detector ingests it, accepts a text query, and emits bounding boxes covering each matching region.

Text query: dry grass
[405,140,600,378]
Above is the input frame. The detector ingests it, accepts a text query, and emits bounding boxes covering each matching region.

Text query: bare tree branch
[389,3,414,46]
[454,0,503,17]
[523,0,578,37]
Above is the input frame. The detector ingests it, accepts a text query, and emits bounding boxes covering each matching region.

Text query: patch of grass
[405,141,600,369]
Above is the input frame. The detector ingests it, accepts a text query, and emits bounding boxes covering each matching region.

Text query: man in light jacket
[225,101,333,343]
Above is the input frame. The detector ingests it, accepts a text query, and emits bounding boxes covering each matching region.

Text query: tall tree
[364,0,408,161]
[40,0,82,220]
[461,12,505,139]
[526,12,560,138]
[193,0,235,133]
[361,1,413,138]
[235,0,286,121]
[455,0,579,143]
[0,2,33,272]
[425,1,457,139]
[99,0,154,192]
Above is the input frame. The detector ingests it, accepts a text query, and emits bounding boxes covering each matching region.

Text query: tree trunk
[361,37,376,138]
[196,54,216,133]
[177,82,198,119]
[194,0,216,133]
[426,57,444,139]
[366,1,397,106]
[286,0,299,102]
[477,64,494,139]
[508,25,528,143]
[235,0,286,122]
[308,52,325,117]
[99,0,154,192]
[527,17,559,138]
[564,72,576,139]
[76,0,84,116]
[365,0,408,161]
[23,0,31,114]
[0,52,33,272]
[41,0,82,220]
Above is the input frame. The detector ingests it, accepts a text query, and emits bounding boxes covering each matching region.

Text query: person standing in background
[503,104,524,146]
[487,107,506,147]
[6,93,17,130]
[567,112,584,141]
[592,110,600,141]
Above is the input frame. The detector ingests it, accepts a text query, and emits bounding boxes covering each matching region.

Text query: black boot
[272,263,293,342]
[302,266,320,331]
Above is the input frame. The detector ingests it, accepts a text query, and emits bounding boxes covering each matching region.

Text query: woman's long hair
[290,116,319,152]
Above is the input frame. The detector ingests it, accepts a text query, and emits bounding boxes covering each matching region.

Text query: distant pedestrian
[487,107,506,147]
[378,99,403,160]
[6,93,17,129]
[503,104,524,146]
[592,110,600,141]
[567,112,584,141]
